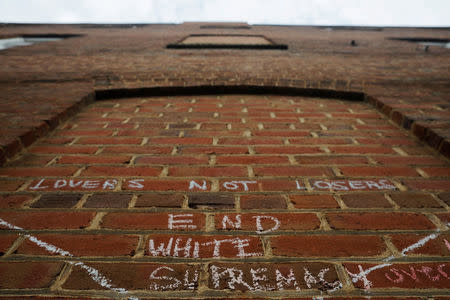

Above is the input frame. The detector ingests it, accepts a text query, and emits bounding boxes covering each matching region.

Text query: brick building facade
[0,22,449,298]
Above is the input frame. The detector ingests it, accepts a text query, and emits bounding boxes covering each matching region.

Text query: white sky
[0,0,449,27]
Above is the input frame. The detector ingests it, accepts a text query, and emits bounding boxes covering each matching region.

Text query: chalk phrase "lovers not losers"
[29,178,397,192]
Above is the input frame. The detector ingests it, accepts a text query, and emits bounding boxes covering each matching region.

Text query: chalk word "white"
[149,236,262,258]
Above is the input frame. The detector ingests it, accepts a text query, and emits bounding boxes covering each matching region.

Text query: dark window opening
[0,34,81,51]
[200,25,251,29]
[167,34,287,50]
[389,37,450,49]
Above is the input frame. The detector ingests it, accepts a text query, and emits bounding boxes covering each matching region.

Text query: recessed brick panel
[1,90,449,297]
[84,193,132,208]
[30,193,82,208]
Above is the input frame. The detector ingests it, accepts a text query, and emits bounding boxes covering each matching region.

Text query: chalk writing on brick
[147,235,263,258]
[146,263,342,292]
[28,178,397,192]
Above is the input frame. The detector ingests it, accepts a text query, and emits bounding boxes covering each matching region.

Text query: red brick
[252,130,309,137]
[271,235,385,257]
[0,194,32,208]
[29,145,98,154]
[168,166,248,177]
[101,212,205,230]
[184,130,241,137]
[178,146,249,154]
[290,194,339,209]
[208,262,340,291]
[146,234,263,258]
[135,194,184,208]
[216,155,289,164]
[0,166,78,177]
[102,145,172,154]
[420,167,450,177]
[149,137,212,145]
[400,146,432,155]
[201,123,228,130]
[339,166,418,177]
[436,213,450,225]
[326,212,435,230]
[215,213,320,231]
[81,166,162,177]
[254,146,322,154]
[188,193,235,208]
[438,192,450,205]
[41,137,74,144]
[76,137,142,145]
[329,146,395,154]
[289,138,352,145]
[373,155,444,166]
[17,234,139,257]
[389,234,450,256]
[389,192,442,208]
[345,262,450,289]
[296,113,327,117]
[258,180,299,191]
[84,193,132,208]
[63,262,200,291]
[0,211,95,229]
[253,166,333,177]
[31,193,82,208]
[0,179,25,191]
[123,179,211,191]
[0,235,16,255]
[319,130,379,137]
[356,137,415,146]
[341,193,393,208]
[115,129,159,136]
[0,262,64,289]
[240,195,287,209]
[218,137,283,145]
[135,155,209,165]
[12,154,55,166]
[332,112,381,118]
[57,155,131,164]
[59,129,115,136]
[403,180,450,191]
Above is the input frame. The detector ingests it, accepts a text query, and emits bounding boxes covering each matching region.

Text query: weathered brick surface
[0,211,95,229]
[326,212,436,230]
[0,262,63,289]
[0,235,16,255]
[271,235,386,257]
[101,212,205,230]
[0,23,449,298]
[30,193,82,208]
[345,262,450,289]
[16,234,139,257]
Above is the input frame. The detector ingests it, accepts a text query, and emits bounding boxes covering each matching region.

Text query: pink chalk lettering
[385,268,404,283]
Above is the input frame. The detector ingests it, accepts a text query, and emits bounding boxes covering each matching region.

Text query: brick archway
[0,91,448,298]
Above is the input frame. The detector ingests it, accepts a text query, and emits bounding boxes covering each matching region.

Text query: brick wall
[0,94,449,298]
[0,23,449,298]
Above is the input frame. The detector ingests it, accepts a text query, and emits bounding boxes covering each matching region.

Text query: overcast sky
[0,0,449,27]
